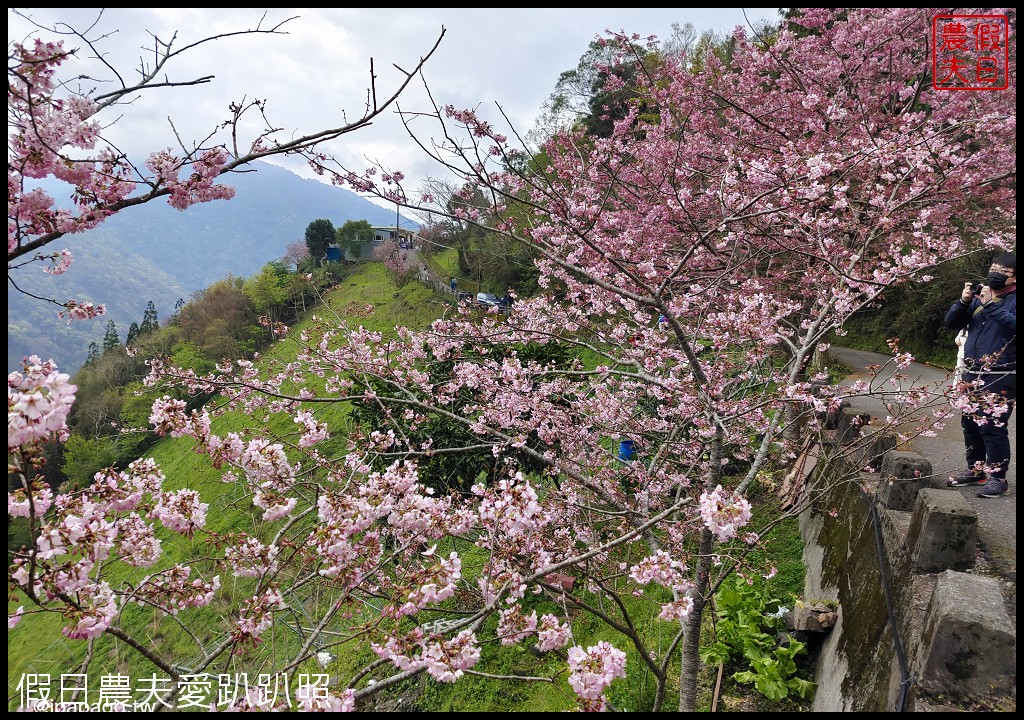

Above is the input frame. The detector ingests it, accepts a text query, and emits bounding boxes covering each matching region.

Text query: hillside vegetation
[9,256,808,712]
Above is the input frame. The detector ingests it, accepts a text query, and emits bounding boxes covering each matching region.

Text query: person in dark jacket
[944,252,1016,497]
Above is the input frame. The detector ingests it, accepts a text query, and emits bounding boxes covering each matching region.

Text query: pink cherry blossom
[536,614,573,652]
[421,630,482,683]
[131,565,220,616]
[567,641,627,703]
[497,605,539,646]
[150,489,208,535]
[225,536,281,577]
[699,485,752,543]
[60,580,117,639]
[8,483,53,518]
[8,356,76,448]
[295,685,356,712]
[56,300,106,324]
[234,587,287,647]
[39,248,72,275]
[294,410,329,447]
[116,514,163,567]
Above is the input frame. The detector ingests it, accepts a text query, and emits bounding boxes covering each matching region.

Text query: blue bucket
[618,438,637,462]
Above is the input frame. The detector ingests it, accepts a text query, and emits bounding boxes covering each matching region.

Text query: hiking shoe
[948,469,986,487]
[977,478,1009,498]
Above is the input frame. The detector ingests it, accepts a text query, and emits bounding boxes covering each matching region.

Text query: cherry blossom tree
[9,7,1016,713]
[275,7,1012,710]
[283,240,311,269]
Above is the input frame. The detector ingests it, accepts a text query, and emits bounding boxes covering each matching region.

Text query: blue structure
[325,246,342,263]
[617,438,637,462]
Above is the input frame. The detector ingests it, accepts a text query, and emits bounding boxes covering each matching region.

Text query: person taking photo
[944,253,1017,498]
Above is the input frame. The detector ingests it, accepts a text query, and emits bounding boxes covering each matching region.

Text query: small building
[371,226,417,248]
[336,227,419,263]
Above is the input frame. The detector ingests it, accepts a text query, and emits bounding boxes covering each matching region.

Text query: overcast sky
[9,8,783,206]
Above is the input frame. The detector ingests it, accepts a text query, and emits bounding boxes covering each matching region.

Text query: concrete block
[836,408,872,446]
[878,507,915,598]
[915,570,1016,701]
[825,400,850,430]
[855,427,898,470]
[906,489,977,573]
[877,451,933,511]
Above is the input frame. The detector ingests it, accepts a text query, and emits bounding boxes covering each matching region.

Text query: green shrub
[700,573,816,703]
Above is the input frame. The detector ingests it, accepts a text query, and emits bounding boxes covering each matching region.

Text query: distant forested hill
[8,161,417,374]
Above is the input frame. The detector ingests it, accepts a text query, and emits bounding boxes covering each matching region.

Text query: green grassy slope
[9,255,806,712]
[7,262,450,704]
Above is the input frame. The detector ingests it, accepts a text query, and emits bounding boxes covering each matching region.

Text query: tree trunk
[679,527,715,711]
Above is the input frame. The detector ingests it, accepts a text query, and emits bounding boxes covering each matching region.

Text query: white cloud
[9,7,783,205]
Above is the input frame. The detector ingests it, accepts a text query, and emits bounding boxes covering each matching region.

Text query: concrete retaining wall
[801,406,1016,711]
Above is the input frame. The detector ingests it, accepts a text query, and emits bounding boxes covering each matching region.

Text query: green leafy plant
[700,574,816,703]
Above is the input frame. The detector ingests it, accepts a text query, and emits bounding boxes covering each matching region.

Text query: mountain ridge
[8,161,418,375]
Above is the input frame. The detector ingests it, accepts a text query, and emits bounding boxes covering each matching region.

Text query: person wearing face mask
[944,252,1016,497]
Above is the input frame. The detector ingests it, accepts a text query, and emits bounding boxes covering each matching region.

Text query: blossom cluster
[294,410,329,447]
[388,551,462,618]
[40,248,73,275]
[371,629,482,683]
[497,605,538,646]
[566,641,627,709]
[8,481,53,518]
[294,685,356,712]
[132,565,221,616]
[150,489,208,536]
[235,587,287,646]
[699,485,753,542]
[8,355,77,448]
[536,613,573,652]
[225,536,281,577]
[146,148,236,210]
[57,299,106,324]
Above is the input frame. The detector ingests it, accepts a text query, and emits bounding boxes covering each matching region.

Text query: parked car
[476,292,501,307]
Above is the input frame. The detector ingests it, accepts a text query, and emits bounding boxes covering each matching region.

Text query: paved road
[828,346,1016,582]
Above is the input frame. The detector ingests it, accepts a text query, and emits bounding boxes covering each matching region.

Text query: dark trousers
[962,401,1015,480]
